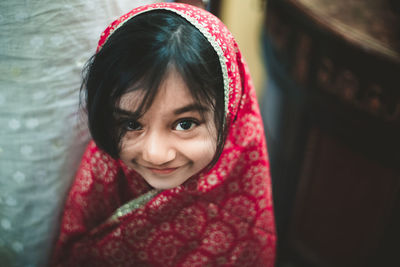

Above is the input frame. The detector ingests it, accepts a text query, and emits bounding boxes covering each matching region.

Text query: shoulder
[73,140,121,191]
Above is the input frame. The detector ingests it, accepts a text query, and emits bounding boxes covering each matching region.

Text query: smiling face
[118,69,217,189]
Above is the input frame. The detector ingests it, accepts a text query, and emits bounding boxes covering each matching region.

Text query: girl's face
[118,70,217,189]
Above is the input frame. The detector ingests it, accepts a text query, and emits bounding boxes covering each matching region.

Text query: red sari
[52,3,276,266]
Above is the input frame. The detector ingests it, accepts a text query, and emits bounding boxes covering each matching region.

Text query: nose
[141,130,176,166]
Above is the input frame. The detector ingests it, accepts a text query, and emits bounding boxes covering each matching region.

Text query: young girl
[52,3,276,266]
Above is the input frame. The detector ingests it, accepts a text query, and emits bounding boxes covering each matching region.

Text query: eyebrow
[173,103,209,115]
[113,108,141,118]
[114,103,209,118]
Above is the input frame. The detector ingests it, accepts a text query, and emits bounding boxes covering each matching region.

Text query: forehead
[118,70,195,112]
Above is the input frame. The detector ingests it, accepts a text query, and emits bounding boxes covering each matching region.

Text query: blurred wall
[220,0,265,97]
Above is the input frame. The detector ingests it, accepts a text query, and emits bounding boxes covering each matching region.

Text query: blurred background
[259,1,400,267]
[1,0,399,266]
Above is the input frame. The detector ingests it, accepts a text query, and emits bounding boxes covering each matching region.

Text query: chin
[148,181,182,190]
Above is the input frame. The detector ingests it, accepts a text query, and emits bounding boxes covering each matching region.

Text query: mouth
[146,167,179,175]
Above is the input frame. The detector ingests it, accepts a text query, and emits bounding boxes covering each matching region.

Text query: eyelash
[123,120,142,131]
[173,118,200,131]
[122,118,200,132]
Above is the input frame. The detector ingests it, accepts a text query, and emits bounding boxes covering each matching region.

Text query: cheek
[180,137,216,163]
[119,138,138,161]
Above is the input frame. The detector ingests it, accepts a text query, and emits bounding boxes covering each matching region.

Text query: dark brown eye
[125,120,142,131]
[174,119,198,131]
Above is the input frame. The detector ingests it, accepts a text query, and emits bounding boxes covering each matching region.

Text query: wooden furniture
[263,1,400,266]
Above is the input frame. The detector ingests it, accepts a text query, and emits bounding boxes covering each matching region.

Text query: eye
[174,119,198,131]
[125,120,142,131]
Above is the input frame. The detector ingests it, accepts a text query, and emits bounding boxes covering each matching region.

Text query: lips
[147,167,178,175]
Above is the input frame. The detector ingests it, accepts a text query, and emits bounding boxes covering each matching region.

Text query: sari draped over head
[52,3,276,266]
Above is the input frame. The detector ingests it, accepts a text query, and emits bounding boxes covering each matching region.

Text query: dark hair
[82,10,226,167]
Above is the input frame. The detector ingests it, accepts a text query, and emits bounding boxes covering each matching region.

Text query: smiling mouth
[147,167,179,175]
